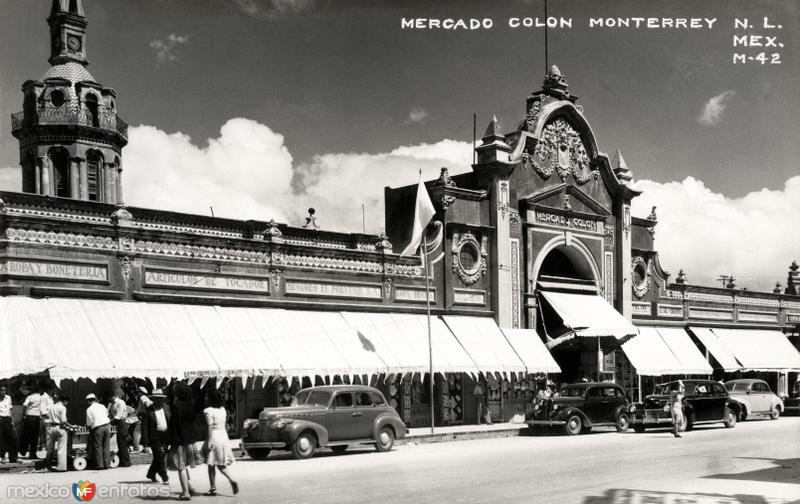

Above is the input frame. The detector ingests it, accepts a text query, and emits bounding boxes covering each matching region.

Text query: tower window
[85,93,99,127]
[50,149,70,198]
[87,151,102,201]
[50,90,65,107]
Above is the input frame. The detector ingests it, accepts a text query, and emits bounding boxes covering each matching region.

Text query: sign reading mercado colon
[532,210,603,232]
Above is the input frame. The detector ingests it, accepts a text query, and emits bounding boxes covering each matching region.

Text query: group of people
[0,381,239,500]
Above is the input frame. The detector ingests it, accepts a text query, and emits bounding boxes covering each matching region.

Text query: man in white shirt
[108,391,130,467]
[21,385,43,459]
[38,385,54,453]
[45,393,73,471]
[85,393,111,469]
[0,385,18,463]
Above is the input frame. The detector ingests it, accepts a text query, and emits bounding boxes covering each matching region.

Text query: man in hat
[145,389,170,484]
[0,385,18,464]
[85,393,111,469]
[108,390,131,467]
[44,393,73,472]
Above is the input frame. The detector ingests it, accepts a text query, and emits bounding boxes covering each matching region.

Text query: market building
[1,0,799,436]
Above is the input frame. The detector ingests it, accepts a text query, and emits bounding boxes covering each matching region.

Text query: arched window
[50,90,65,107]
[85,93,99,127]
[50,148,70,198]
[86,150,103,201]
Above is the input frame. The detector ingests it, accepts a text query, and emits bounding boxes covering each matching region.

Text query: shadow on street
[703,457,800,485]
[582,488,787,504]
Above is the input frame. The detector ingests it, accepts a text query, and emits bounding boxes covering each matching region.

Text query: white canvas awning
[711,328,800,372]
[621,327,683,376]
[656,327,713,375]
[443,316,527,375]
[690,327,742,372]
[539,291,639,349]
[500,328,561,374]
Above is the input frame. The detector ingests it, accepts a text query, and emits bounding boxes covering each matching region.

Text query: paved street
[2,417,799,504]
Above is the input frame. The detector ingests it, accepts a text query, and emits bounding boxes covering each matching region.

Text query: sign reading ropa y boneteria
[0,259,107,282]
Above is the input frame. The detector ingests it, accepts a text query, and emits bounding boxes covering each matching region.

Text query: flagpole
[424,232,434,434]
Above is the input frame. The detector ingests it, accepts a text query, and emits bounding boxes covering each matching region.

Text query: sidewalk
[0,422,528,474]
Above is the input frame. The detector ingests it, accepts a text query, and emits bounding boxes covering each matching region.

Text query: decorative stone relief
[118,236,134,251]
[623,205,631,239]
[433,167,457,211]
[451,230,487,286]
[508,210,521,234]
[264,219,283,241]
[527,119,593,184]
[382,277,393,300]
[603,227,614,245]
[524,99,541,130]
[510,238,520,328]
[270,269,282,294]
[375,233,393,252]
[631,256,651,299]
[110,203,133,225]
[120,256,132,281]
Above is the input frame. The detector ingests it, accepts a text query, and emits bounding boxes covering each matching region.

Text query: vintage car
[525,382,630,436]
[241,385,407,460]
[630,379,740,432]
[724,379,784,420]
[783,381,800,415]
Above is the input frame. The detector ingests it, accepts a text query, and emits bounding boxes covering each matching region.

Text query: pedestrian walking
[136,386,153,454]
[21,383,43,459]
[108,390,131,467]
[201,389,238,496]
[85,393,111,469]
[0,385,18,463]
[169,383,197,500]
[45,393,73,472]
[670,380,686,438]
[145,389,170,484]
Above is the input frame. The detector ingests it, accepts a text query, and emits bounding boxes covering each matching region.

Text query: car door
[582,386,604,422]
[751,382,770,413]
[688,383,718,421]
[328,392,360,441]
[354,391,381,439]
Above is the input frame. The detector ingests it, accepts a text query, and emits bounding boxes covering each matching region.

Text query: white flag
[400,171,436,256]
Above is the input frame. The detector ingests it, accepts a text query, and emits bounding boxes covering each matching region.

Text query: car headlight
[269,418,294,429]
[629,405,636,413]
[552,404,559,411]
[243,419,258,431]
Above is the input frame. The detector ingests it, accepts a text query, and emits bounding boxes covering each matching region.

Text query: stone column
[40,156,51,196]
[79,158,88,200]
[104,162,114,203]
[69,157,81,199]
[35,156,43,194]
[116,164,123,204]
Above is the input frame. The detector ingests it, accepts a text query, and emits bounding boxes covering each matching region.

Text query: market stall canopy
[621,326,683,376]
[538,292,639,349]
[710,328,800,372]
[689,327,742,372]
[656,327,713,375]
[500,328,561,374]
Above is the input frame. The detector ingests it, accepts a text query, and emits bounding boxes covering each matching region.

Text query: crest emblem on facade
[525,119,593,184]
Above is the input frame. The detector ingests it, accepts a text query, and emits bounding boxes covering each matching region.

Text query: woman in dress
[169,383,196,500]
[202,389,238,496]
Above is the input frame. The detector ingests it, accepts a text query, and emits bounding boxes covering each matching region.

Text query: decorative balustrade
[10,107,128,140]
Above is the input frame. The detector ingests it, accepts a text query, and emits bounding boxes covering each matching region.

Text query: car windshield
[653,383,674,395]
[560,386,588,397]
[292,390,331,407]
[725,383,749,392]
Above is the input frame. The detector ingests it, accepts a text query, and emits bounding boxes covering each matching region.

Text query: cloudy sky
[0,0,797,291]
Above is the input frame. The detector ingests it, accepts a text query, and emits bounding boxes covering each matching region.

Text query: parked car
[630,379,740,433]
[525,382,630,435]
[724,379,783,420]
[241,385,406,460]
[783,381,800,415]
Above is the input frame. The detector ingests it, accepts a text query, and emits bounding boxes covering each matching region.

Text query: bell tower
[10,0,128,203]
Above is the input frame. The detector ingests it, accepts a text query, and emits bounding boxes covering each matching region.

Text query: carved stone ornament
[382,277,393,300]
[271,269,282,294]
[623,205,631,239]
[603,227,614,245]
[524,99,541,131]
[375,233,393,252]
[120,256,132,281]
[118,235,133,251]
[110,202,133,225]
[264,218,283,241]
[631,256,651,299]
[508,210,521,234]
[434,167,457,211]
[528,119,593,184]
[0,198,5,213]
[451,230,487,286]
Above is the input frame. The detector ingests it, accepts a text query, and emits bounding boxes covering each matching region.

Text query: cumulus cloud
[631,176,799,292]
[228,0,314,18]
[698,90,735,126]
[149,34,189,65]
[123,118,472,233]
[405,108,430,124]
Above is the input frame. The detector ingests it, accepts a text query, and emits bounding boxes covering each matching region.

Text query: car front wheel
[723,407,737,428]
[770,406,780,420]
[564,414,582,436]
[616,412,629,432]
[245,447,271,460]
[291,432,317,460]
[375,426,395,452]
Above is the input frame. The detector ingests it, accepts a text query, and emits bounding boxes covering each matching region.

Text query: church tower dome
[10,0,127,203]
